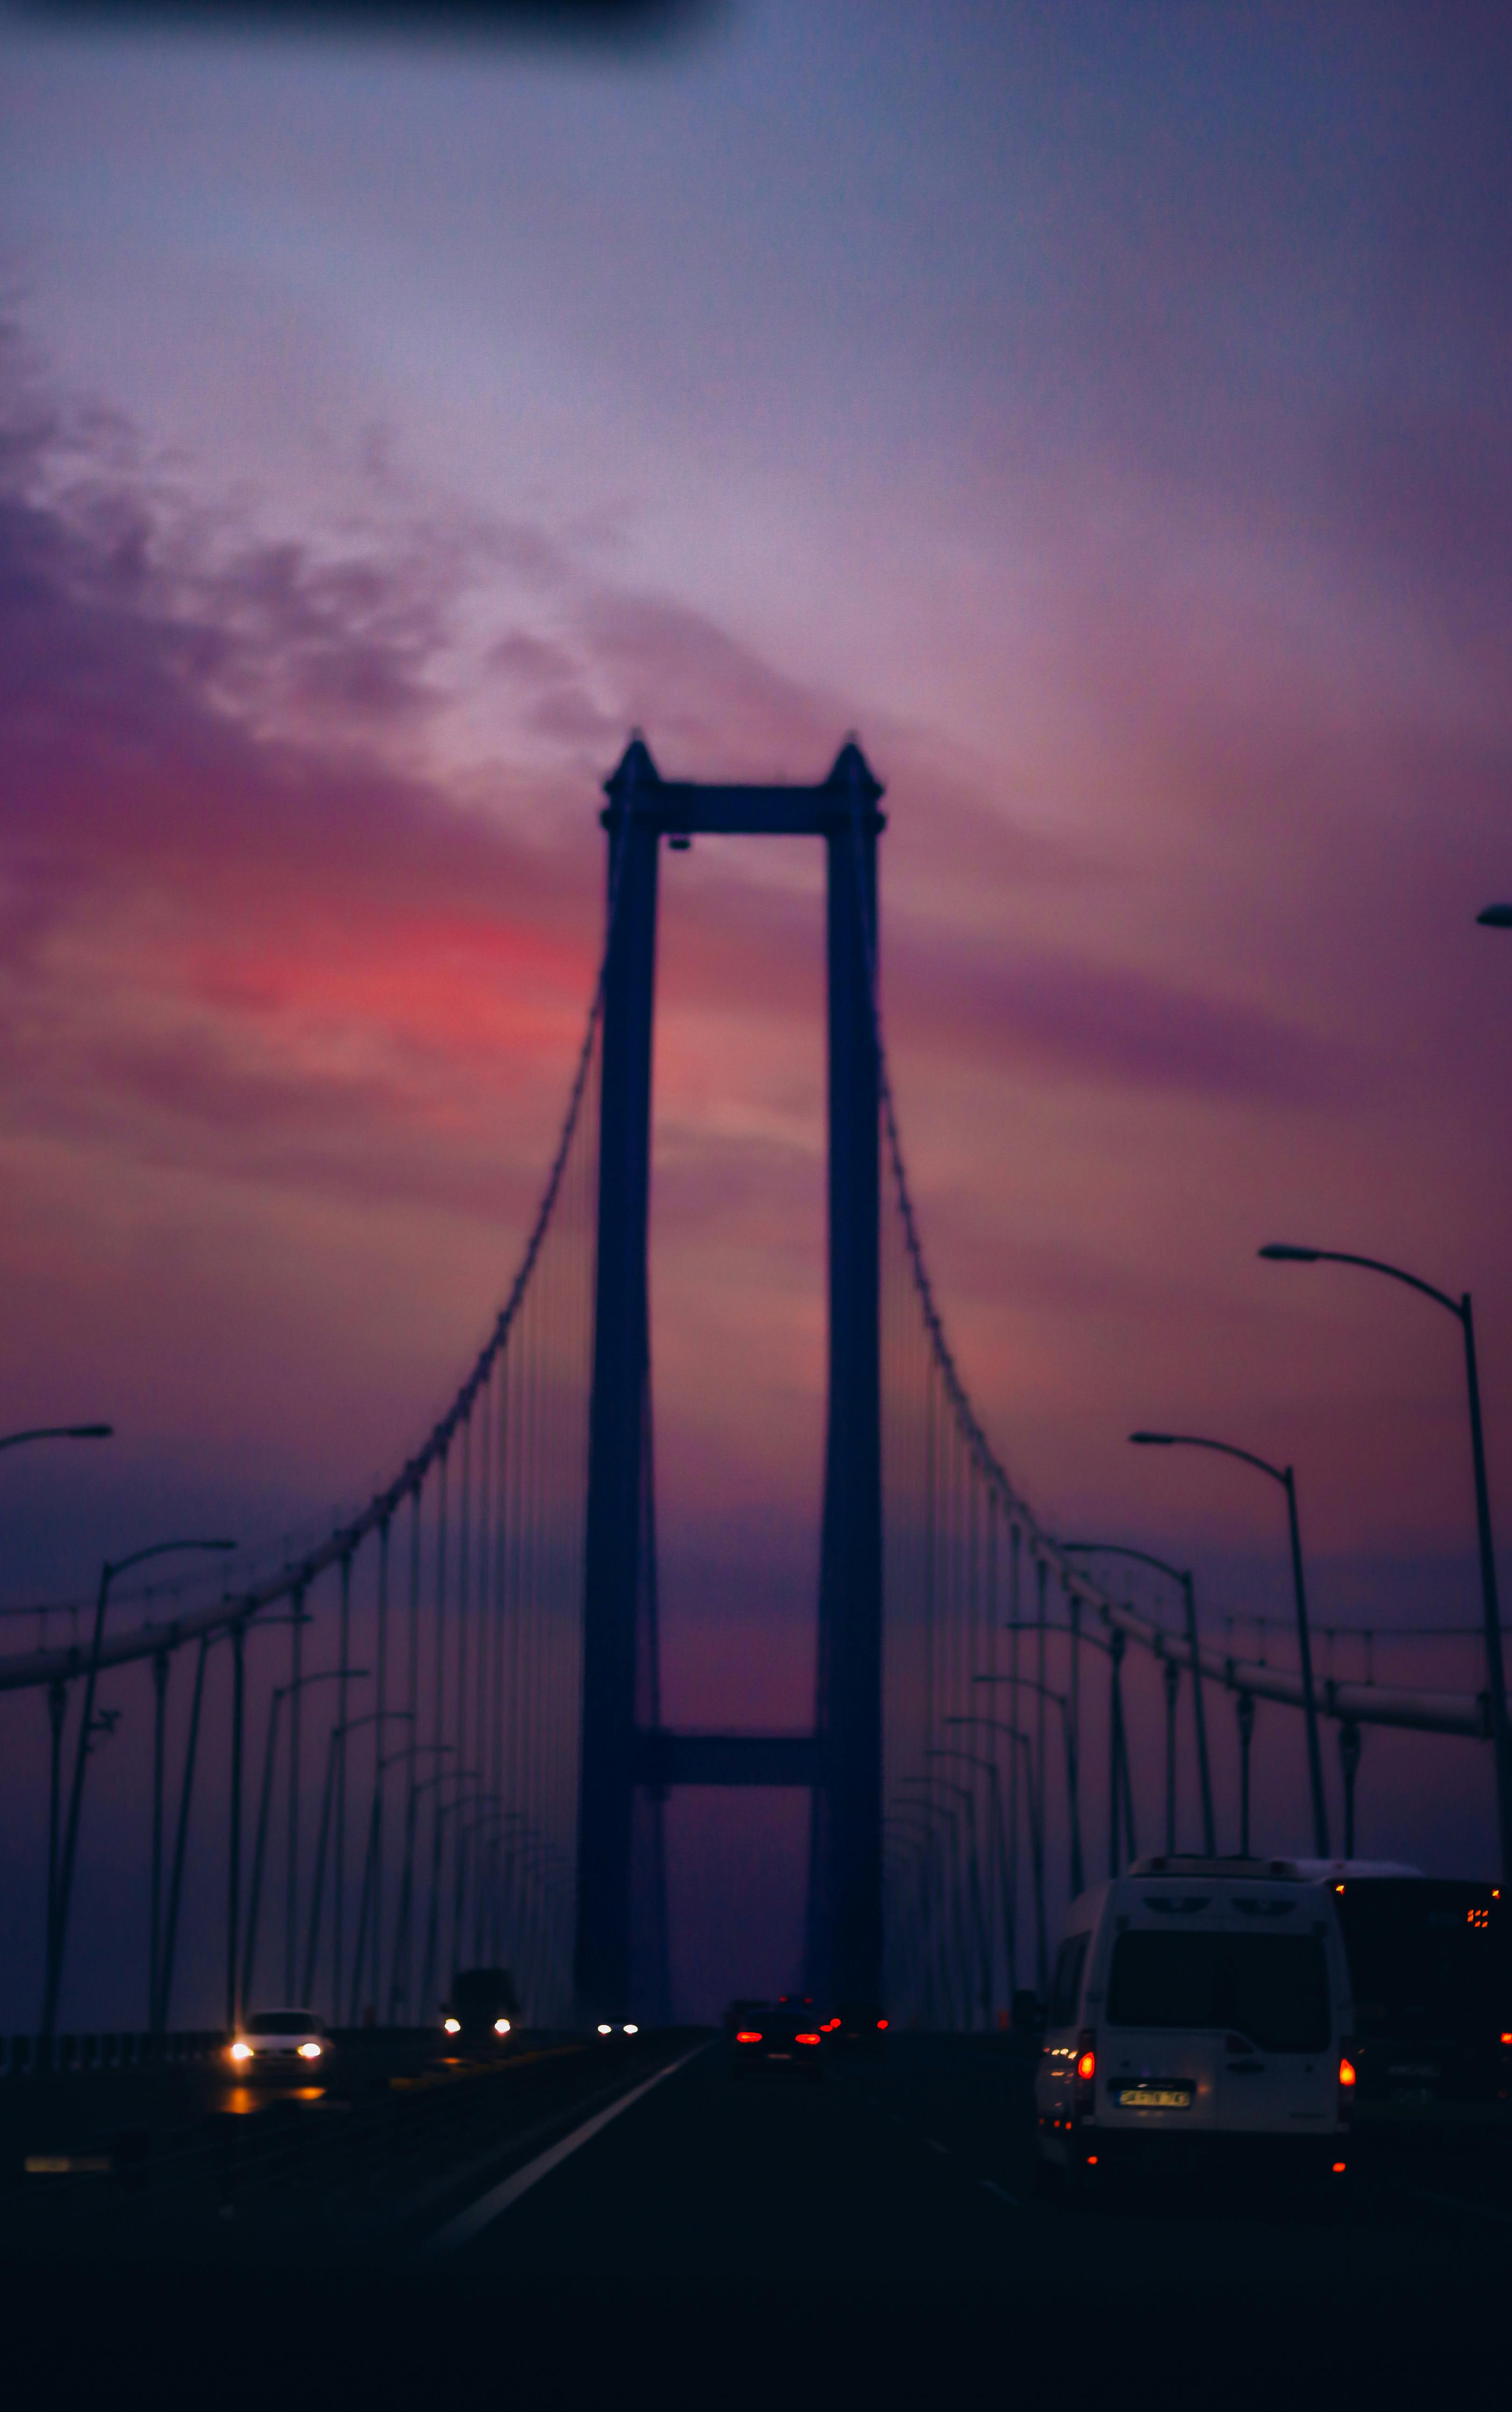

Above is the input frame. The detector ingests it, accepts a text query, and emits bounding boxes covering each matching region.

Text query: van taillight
[1075,2029,1097,2106]
[1339,2044,1357,2116]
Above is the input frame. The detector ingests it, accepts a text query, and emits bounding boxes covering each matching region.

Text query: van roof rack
[1128,1854,1301,1880]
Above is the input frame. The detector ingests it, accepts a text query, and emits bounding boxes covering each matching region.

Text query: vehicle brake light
[735,2031,762,2044]
[877,2019,888,2030]
[1500,2033,1512,2047]
[796,2033,821,2046]
[1338,2057,1357,2087]
[1332,2161,1346,2174]
[1076,2049,1095,2083]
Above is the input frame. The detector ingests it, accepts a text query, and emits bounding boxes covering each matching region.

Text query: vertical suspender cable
[227,1618,245,2029]
[1065,1581,1085,1898]
[149,1647,169,2029]
[285,1587,304,2001]
[420,1452,449,2017]
[158,1632,209,2033]
[453,1413,472,1980]
[387,1485,424,2021]
[334,1551,351,2018]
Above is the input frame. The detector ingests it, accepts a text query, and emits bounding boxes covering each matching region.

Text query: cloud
[888,923,1338,1105]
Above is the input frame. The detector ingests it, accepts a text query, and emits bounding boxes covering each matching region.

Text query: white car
[227,2009,335,2077]
[1035,1855,1355,2196]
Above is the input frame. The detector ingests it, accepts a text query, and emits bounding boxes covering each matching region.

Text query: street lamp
[1059,1541,1216,1854]
[905,1773,992,2031]
[925,1749,996,2029]
[1131,1430,1328,1856]
[1259,1241,1512,1880]
[44,1534,235,2036]
[889,1797,967,2028]
[241,1663,369,2015]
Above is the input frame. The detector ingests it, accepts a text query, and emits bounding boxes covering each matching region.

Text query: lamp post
[889,1798,965,2027]
[1060,1541,1216,1854]
[302,1708,412,2014]
[926,1749,997,2029]
[43,1533,234,2038]
[241,1664,367,2015]
[379,1744,456,2022]
[1131,1430,1329,1858]
[897,1786,972,2028]
[968,1679,1073,1910]
[7,1425,115,1968]
[1259,1242,1512,1880]
[910,1770,995,2030]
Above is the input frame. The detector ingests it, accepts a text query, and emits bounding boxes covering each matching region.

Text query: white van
[1035,1855,1355,2192]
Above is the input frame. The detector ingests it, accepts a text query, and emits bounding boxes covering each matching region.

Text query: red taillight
[796,2032,821,2046]
[1073,2028,1097,2115]
[735,2031,762,2044]
[1338,2056,1357,2087]
[1332,2161,1347,2174]
[877,2019,888,2030]
[1500,2032,1512,2047]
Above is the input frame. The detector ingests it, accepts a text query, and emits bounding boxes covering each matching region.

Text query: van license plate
[1116,2086,1191,2109]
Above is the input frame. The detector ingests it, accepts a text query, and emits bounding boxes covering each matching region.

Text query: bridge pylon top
[600,735,885,838]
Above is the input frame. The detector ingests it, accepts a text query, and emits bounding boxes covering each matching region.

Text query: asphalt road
[7,2038,1509,2409]
[441,2034,1512,2295]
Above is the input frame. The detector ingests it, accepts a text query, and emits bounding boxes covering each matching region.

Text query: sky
[2,0,1511,2013]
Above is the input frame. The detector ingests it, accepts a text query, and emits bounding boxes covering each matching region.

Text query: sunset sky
[2,2,1510,2002]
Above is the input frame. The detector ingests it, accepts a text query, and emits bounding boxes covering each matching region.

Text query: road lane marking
[423,2044,710,2254]
[980,2179,1021,2208]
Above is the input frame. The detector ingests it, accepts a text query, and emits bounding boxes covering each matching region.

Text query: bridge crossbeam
[632,1733,827,1789]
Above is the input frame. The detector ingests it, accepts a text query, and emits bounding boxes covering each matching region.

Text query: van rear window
[1108,1931,1329,2050]
[1049,1934,1090,2028]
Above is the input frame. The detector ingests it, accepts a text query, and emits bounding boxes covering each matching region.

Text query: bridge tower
[575,737,886,2019]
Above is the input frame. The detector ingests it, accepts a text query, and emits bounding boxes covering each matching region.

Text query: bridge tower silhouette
[576,737,886,2019]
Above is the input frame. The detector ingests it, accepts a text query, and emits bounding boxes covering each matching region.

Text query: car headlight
[229,2040,252,2062]
[493,2017,510,2035]
[297,2041,322,2060]
[443,2017,461,2035]
[623,2023,639,2036]
[597,2023,612,2036]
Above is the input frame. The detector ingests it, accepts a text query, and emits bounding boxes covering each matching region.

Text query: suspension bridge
[1,737,1506,2072]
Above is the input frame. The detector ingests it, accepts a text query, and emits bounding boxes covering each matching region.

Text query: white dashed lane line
[422,2044,709,2254]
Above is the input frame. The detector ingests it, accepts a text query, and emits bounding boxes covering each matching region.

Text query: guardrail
[0,2026,435,2077]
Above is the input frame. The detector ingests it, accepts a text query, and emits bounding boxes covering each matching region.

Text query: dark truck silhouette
[442,1966,521,2045]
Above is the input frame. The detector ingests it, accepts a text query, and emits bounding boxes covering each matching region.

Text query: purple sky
[2,3,1510,2012]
